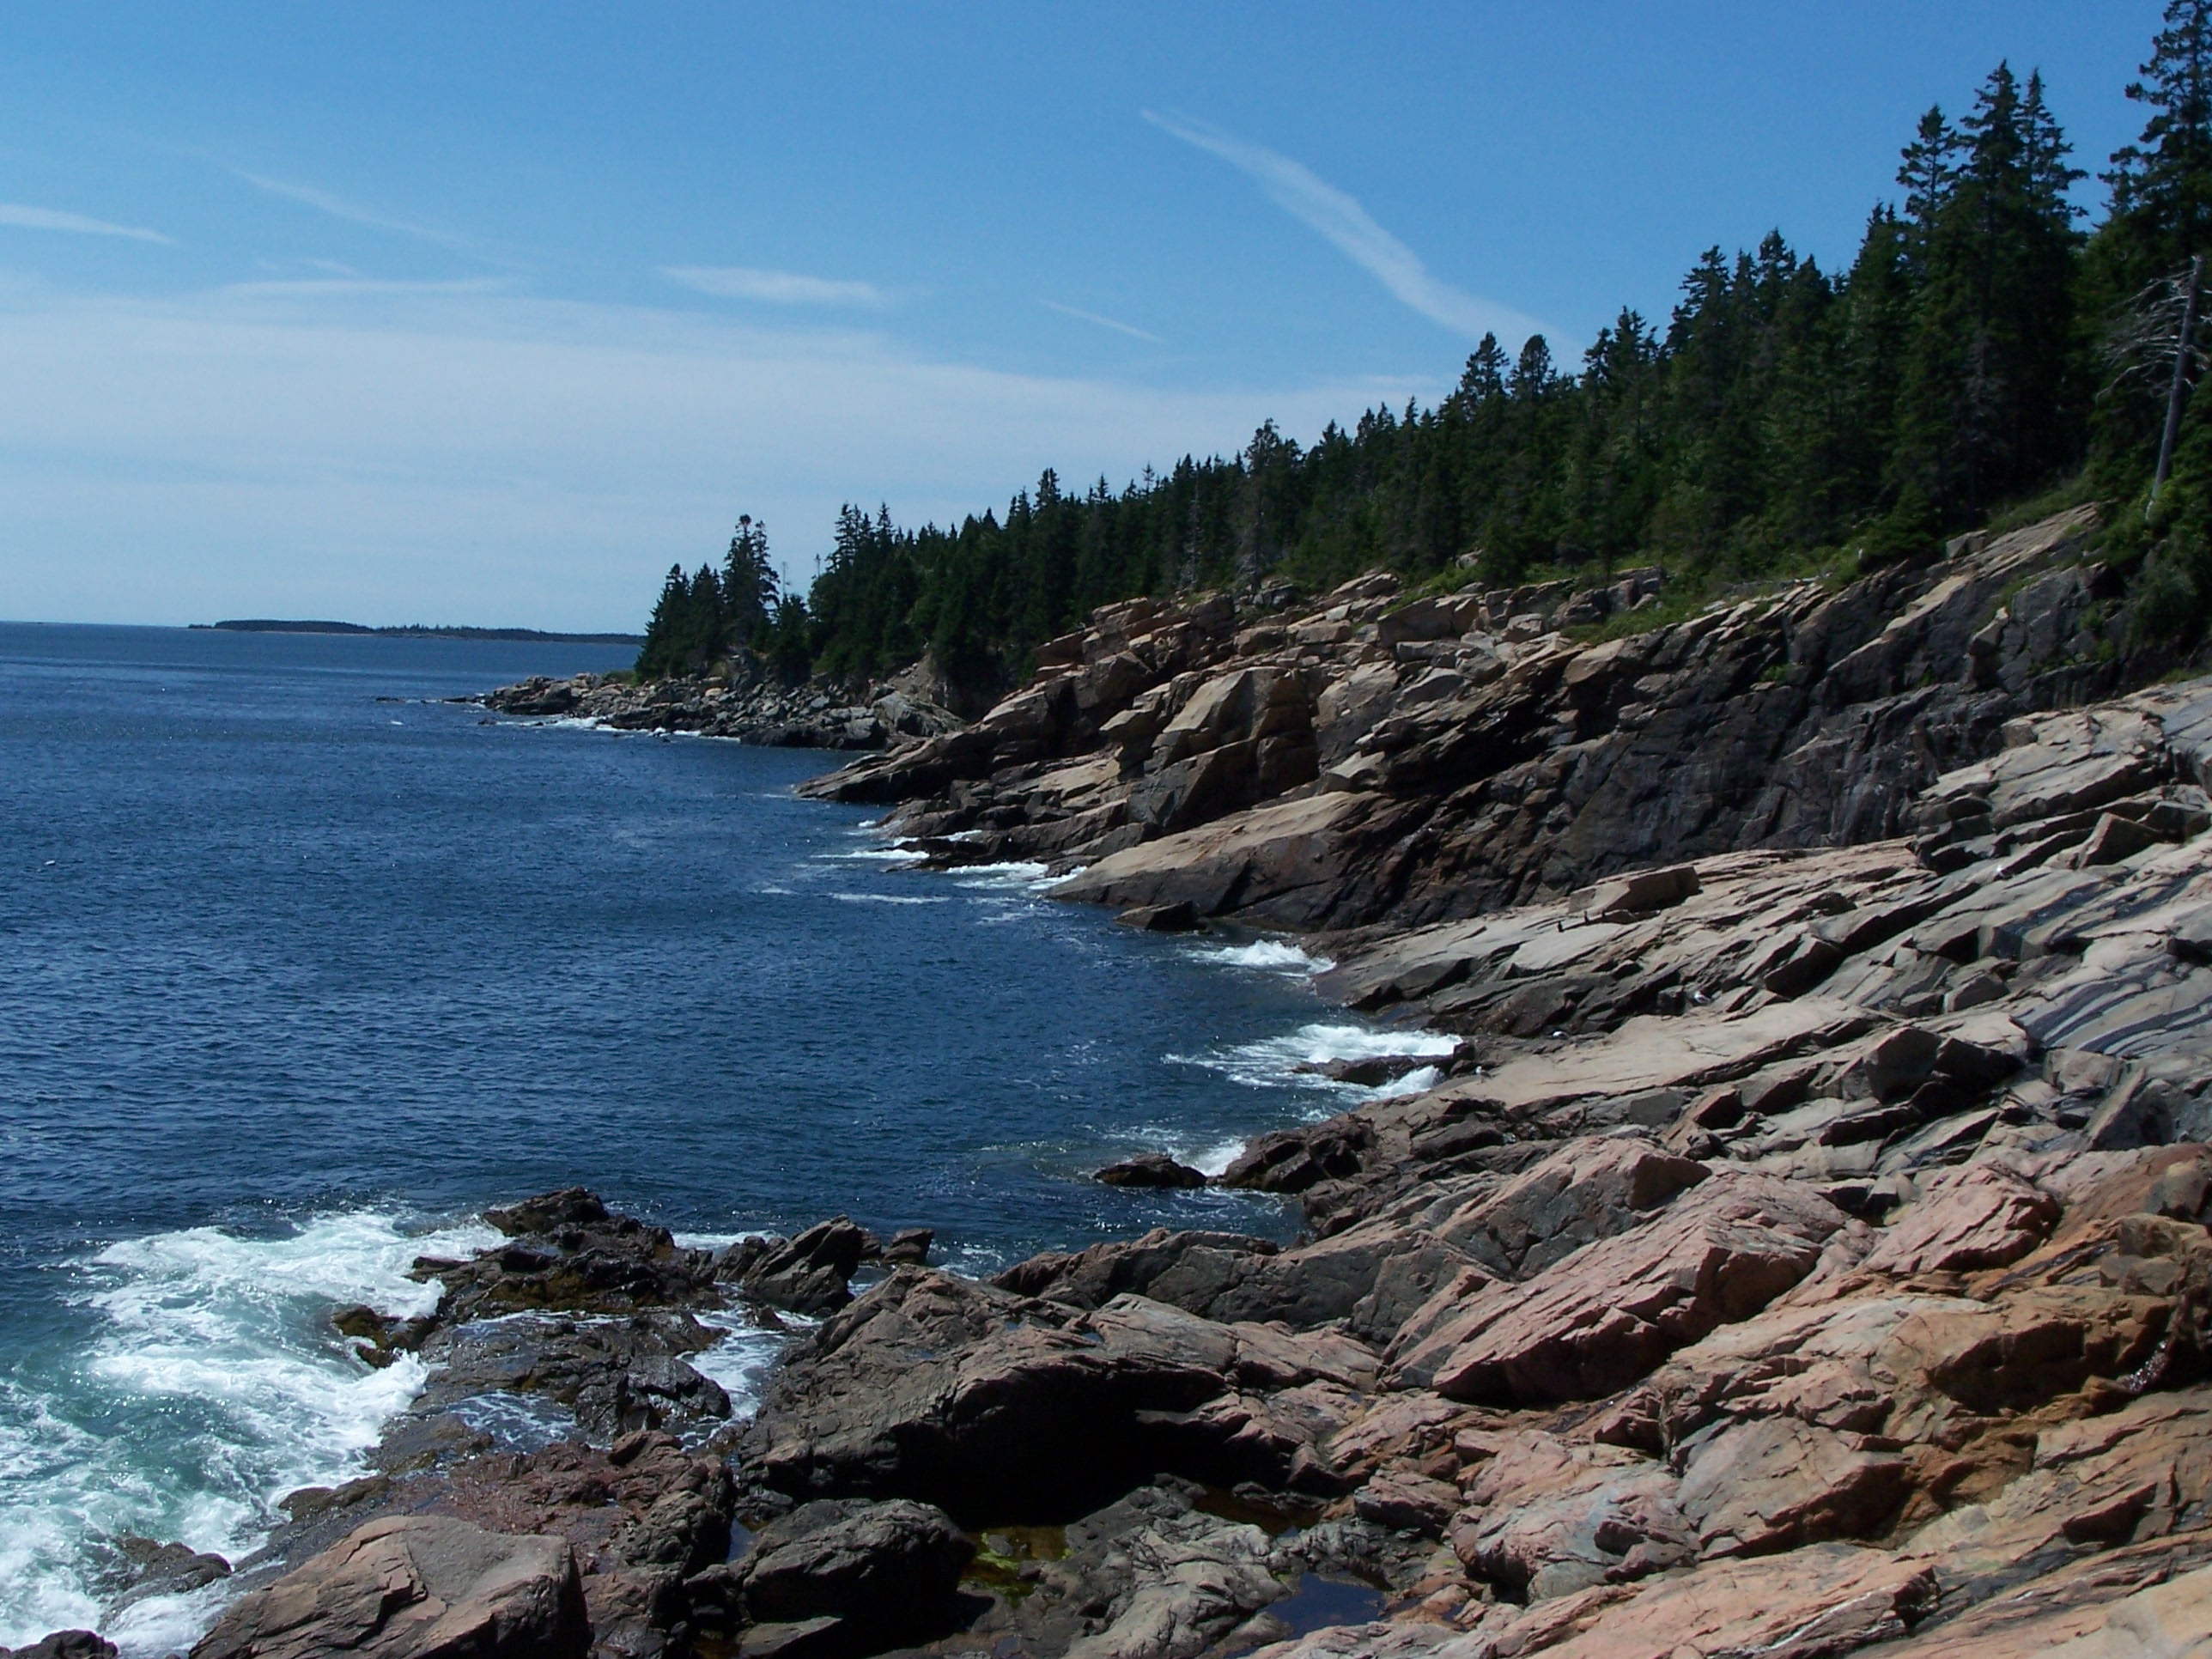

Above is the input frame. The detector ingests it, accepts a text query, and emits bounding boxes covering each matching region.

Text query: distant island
[196,619,643,645]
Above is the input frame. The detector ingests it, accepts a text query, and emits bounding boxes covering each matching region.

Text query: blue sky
[0,3,2160,628]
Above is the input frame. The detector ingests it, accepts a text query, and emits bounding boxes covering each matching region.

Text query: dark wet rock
[688,1498,972,1652]
[742,1270,1241,1520]
[1292,1053,1439,1087]
[882,1226,934,1265]
[0,1634,118,1659]
[480,658,965,751]
[995,1229,1279,1312]
[409,1310,729,1444]
[719,1218,878,1315]
[1221,1121,1376,1194]
[100,1535,232,1612]
[430,1189,719,1321]
[1096,1153,1208,1189]
[1115,900,1206,933]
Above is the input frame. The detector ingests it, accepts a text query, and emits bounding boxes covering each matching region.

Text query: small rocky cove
[28,502,2212,1659]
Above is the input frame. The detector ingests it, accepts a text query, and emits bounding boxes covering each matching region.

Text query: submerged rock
[1095,1153,1208,1189]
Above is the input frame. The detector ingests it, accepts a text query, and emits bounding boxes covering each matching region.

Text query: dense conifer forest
[639,2,2212,690]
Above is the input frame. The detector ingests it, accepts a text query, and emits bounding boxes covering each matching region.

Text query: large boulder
[1510,1544,1938,1659]
[742,1271,1239,1519]
[1387,1174,1850,1403]
[695,1498,971,1653]
[720,1218,878,1315]
[1448,1430,1695,1601]
[190,1516,587,1659]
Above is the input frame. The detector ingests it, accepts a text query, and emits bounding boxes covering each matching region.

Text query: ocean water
[0,623,1445,1650]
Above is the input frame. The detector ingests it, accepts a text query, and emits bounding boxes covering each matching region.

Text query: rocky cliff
[805,505,2122,933]
[37,505,2209,1659]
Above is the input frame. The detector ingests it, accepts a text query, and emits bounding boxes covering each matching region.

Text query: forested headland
[639,2,2212,693]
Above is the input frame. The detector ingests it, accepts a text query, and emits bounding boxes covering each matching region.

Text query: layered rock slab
[190,1516,587,1659]
[1388,1173,1850,1403]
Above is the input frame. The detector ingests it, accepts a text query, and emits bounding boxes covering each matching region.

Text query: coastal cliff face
[70,504,2212,1659]
[804,507,2130,933]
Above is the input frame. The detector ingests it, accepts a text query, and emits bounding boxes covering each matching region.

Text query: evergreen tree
[1891,64,2083,520]
[721,515,779,644]
[628,40,2209,684]
[2106,0,2212,279]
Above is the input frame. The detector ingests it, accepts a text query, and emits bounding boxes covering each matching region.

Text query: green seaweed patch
[962,1523,1069,1602]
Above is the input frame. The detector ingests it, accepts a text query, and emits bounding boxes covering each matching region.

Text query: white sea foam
[823,845,921,864]
[0,1211,494,1655]
[1370,1064,1444,1098]
[1194,939,1337,975]
[1166,1022,1458,1097]
[690,1313,799,1419]
[829,892,947,906]
[670,1230,773,1253]
[948,861,1054,891]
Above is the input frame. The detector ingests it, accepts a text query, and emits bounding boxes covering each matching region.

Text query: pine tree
[721,515,778,644]
[2106,0,2212,278]
[1891,64,2083,520]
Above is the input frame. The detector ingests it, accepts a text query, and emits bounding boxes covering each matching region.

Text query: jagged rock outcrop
[805,506,2121,933]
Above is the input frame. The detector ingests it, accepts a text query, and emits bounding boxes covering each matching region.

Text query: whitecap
[1166,1021,1457,1097]
[690,1312,801,1419]
[670,1230,773,1253]
[829,892,947,906]
[947,861,1053,891]
[1188,1137,1249,1178]
[0,1210,493,1655]
[1369,1064,1443,1098]
[1193,939,1337,975]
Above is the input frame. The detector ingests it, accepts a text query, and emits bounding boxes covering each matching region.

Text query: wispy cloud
[1142,110,1547,345]
[1040,299,1163,344]
[663,264,889,308]
[220,276,507,297]
[232,170,480,255]
[0,204,174,245]
[0,283,1425,628]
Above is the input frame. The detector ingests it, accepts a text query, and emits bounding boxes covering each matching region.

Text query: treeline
[641,2,2212,686]
[635,515,812,681]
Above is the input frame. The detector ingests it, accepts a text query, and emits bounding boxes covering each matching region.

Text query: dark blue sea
[0,623,1452,1650]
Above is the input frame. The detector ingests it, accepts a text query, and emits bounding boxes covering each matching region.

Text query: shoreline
[27,503,2212,1659]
